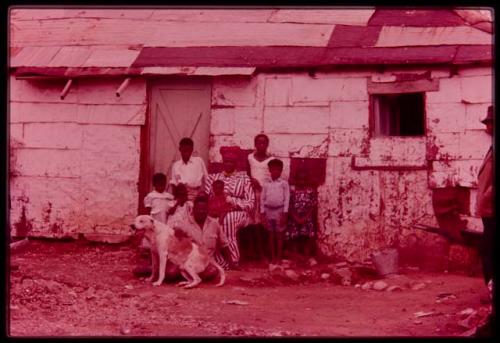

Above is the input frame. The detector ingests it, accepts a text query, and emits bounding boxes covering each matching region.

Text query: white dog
[132,215,225,288]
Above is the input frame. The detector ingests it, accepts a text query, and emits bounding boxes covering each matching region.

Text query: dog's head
[131,215,155,232]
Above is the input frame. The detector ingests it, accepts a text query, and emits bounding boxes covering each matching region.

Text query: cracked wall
[210,66,492,263]
[8,65,492,264]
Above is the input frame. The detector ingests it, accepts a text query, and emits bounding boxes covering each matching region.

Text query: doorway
[138,77,212,213]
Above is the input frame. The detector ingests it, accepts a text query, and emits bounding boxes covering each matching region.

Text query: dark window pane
[372,93,425,136]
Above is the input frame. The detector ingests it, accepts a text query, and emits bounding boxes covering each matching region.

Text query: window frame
[370,92,427,137]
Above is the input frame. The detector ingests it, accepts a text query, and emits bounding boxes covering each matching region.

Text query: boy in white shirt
[260,159,290,265]
[170,137,208,202]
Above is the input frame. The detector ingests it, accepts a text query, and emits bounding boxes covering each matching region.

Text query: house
[8,7,493,266]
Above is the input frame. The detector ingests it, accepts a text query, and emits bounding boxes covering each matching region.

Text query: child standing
[286,169,318,260]
[167,183,194,227]
[134,172,174,277]
[208,179,232,224]
[170,137,208,202]
[260,159,290,265]
[144,172,175,224]
[247,133,273,260]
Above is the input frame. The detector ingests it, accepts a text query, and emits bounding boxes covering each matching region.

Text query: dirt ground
[8,239,491,337]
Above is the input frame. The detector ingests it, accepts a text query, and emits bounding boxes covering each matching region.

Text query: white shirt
[143,190,175,224]
[247,153,273,188]
[260,178,290,213]
[170,156,208,188]
[167,201,194,227]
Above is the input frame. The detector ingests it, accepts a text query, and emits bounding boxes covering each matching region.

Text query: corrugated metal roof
[9,8,493,77]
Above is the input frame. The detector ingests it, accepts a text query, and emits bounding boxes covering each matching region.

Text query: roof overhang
[10,44,492,79]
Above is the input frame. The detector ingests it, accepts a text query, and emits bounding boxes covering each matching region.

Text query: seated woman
[204,146,255,269]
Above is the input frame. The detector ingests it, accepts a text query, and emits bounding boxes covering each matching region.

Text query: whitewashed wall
[209,65,493,262]
[9,76,146,238]
[8,65,492,262]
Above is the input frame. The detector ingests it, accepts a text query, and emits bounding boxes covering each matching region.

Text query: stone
[264,77,292,106]
[372,280,388,291]
[23,123,83,149]
[77,104,146,125]
[223,299,249,306]
[411,282,426,291]
[386,285,404,292]
[308,258,318,267]
[459,308,476,318]
[284,269,300,282]
[264,106,330,134]
[361,281,373,290]
[333,268,352,286]
[120,325,131,335]
[210,108,235,135]
[330,101,369,129]
[426,103,466,133]
[461,75,493,104]
[291,76,368,103]
[268,263,284,273]
[426,77,462,104]
[212,77,257,107]
[321,273,330,280]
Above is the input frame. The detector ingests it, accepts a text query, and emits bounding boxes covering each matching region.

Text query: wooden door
[139,77,211,212]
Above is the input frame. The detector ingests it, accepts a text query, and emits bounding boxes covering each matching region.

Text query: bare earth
[8,240,489,337]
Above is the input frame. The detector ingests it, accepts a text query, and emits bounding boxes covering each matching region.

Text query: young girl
[247,133,273,261]
[167,183,193,227]
[286,169,318,260]
[208,179,232,224]
[143,172,175,224]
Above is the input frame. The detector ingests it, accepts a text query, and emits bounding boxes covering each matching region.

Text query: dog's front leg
[153,251,168,286]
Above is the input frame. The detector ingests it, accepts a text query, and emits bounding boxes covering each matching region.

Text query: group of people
[133,106,494,309]
[134,134,318,281]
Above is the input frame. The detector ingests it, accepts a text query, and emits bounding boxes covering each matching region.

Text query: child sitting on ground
[286,169,318,262]
[260,158,290,265]
[208,179,232,224]
[167,183,194,227]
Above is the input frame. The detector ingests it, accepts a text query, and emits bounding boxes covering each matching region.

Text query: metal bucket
[371,248,399,277]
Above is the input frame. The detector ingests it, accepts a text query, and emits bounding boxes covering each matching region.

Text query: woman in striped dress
[204,146,255,269]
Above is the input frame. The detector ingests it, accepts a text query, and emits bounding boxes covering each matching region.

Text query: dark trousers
[481,217,495,285]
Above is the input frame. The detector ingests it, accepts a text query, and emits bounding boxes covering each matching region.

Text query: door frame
[137,76,212,215]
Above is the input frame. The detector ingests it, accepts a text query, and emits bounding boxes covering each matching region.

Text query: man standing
[170,137,208,202]
[476,105,494,287]
[475,104,495,336]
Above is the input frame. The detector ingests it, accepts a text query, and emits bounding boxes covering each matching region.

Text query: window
[372,93,425,136]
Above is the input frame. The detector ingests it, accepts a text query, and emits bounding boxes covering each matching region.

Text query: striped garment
[204,171,255,267]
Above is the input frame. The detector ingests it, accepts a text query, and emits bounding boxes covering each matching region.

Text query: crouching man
[134,195,237,282]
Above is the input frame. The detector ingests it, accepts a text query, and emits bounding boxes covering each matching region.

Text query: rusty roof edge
[10,45,492,78]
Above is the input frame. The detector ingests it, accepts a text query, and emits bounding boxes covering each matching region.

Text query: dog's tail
[211,259,226,287]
